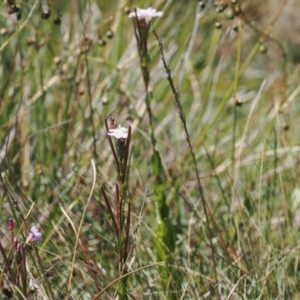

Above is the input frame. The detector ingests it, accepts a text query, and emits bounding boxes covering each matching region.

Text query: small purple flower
[26,226,42,243]
[8,218,15,231]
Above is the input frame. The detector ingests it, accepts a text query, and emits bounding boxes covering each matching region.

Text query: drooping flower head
[26,226,42,243]
[107,126,128,139]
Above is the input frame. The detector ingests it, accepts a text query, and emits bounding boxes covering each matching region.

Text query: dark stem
[152,26,219,283]
[121,126,131,184]
[101,186,119,238]
[105,118,121,174]
[0,241,17,285]
[124,203,131,265]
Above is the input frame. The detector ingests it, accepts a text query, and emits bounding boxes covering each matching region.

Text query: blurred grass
[0,0,300,299]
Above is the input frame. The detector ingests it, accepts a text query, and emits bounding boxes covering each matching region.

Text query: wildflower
[26,226,42,243]
[107,126,128,139]
[129,7,163,60]
[128,7,163,23]
[8,218,15,231]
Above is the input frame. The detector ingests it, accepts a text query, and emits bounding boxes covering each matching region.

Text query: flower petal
[128,7,163,21]
[26,226,43,243]
[107,127,128,139]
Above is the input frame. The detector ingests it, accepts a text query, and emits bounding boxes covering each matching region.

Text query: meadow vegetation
[0,0,300,299]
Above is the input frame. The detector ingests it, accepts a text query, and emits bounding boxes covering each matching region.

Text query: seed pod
[98,38,107,46]
[42,10,51,19]
[215,21,222,29]
[198,1,206,9]
[259,44,267,53]
[54,15,61,25]
[41,0,51,19]
[106,30,114,39]
[227,8,234,19]
[0,28,8,36]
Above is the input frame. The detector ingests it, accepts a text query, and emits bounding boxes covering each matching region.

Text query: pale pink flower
[128,7,163,23]
[26,226,42,243]
[107,126,128,139]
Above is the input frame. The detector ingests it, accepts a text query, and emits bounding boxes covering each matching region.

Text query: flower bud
[8,218,15,231]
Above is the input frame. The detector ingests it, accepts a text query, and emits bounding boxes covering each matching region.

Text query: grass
[1,0,300,299]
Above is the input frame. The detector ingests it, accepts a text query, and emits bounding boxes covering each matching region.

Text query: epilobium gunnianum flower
[26,226,42,243]
[129,7,163,54]
[128,7,163,23]
[107,126,128,139]
[8,218,15,231]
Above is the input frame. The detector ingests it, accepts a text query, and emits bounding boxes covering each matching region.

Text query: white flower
[107,126,128,139]
[128,7,163,23]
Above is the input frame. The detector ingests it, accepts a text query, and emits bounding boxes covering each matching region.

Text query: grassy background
[1,0,300,299]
